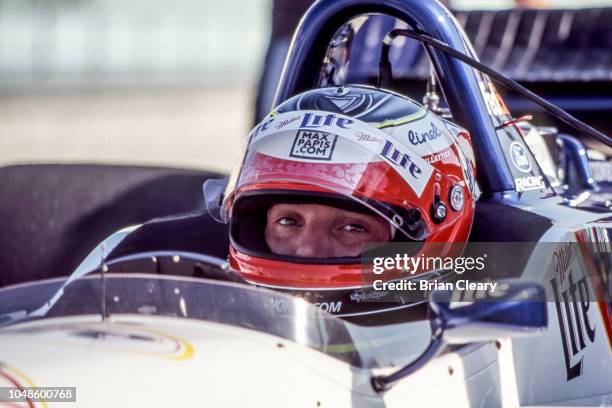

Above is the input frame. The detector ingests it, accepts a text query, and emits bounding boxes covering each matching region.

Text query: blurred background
[0,0,268,173]
[0,0,610,173]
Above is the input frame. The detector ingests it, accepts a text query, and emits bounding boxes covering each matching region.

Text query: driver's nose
[294,225,330,258]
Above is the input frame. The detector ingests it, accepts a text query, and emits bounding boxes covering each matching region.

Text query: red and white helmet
[206,85,476,322]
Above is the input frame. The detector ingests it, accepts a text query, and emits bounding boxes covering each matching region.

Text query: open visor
[205,110,465,242]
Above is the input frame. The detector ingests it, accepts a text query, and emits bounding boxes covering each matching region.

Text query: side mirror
[372,280,547,392]
[429,280,548,344]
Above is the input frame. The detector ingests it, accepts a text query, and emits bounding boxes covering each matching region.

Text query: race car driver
[204,85,477,323]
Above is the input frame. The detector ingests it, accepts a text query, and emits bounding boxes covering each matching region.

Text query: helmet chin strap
[389,224,396,240]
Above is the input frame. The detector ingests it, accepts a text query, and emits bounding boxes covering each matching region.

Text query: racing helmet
[205,85,476,323]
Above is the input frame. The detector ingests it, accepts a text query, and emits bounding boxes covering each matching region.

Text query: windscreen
[0,274,431,369]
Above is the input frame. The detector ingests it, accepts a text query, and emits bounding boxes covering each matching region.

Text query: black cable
[377,50,393,88]
[379,29,612,147]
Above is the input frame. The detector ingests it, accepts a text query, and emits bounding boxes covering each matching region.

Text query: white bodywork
[0,314,503,407]
[1,311,609,407]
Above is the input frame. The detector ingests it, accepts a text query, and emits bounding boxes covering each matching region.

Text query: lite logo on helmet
[380,140,423,179]
[253,117,275,138]
[300,112,354,129]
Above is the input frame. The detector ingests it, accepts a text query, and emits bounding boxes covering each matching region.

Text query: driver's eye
[341,223,367,233]
[276,217,299,227]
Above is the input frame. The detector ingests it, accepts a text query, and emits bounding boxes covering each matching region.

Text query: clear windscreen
[0,274,431,369]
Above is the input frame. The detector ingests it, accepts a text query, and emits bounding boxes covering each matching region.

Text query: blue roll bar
[272,0,516,193]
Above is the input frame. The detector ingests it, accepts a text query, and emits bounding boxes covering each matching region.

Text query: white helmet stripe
[252,110,435,197]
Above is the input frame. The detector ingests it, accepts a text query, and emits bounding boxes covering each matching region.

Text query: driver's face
[265,203,392,258]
